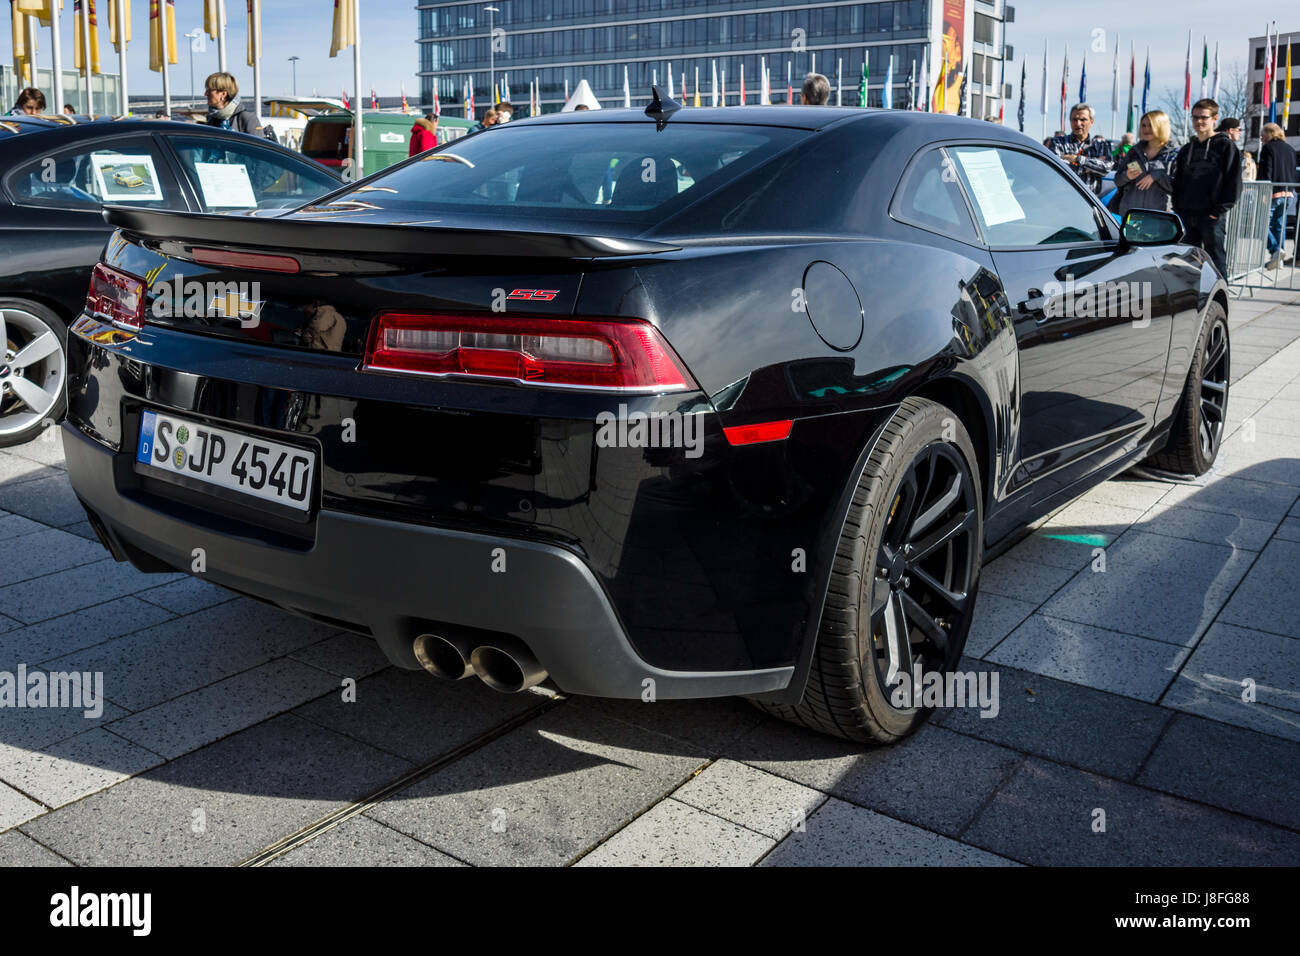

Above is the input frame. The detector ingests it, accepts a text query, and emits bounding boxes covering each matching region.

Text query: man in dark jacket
[1258,123,1298,268]
[203,72,260,135]
[1172,98,1241,279]
[1048,104,1113,194]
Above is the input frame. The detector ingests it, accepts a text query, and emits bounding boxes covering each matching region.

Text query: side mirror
[1121,208,1184,246]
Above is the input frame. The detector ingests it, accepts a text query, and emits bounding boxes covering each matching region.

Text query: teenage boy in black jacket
[1172,98,1241,278]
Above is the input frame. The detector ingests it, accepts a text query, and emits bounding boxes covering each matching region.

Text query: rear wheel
[1143,301,1229,476]
[754,397,983,744]
[0,299,67,449]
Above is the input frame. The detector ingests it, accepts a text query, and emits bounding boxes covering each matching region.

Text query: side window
[892,147,979,243]
[166,135,339,211]
[6,138,179,210]
[950,146,1103,247]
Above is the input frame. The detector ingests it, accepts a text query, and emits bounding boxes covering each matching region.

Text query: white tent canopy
[561,79,602,112]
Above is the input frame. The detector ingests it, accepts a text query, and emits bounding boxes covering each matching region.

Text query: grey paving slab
[0,527,110,588]
[134,576,237,615]
[0,473,86,527]
[268,815,463,867]
[1219,538,1300,638]
[963,757,1300,866]
[1158,474,1298,522]
[1276,516,1300,541]
[1165,621,1300,715]
[1214,431,1300,485]
[962,591,1039,658]
[0,830,70,865]
[671,759,827,840]
[1038,530,1253,647]
[761,798,1018,867]
[40,599,336,712]
[997,532,1100,573]
[0,689,131,751]
[1162,673,1300,745]
[4,597,176,667]
[294,667,544,765]
[58,520,99,542]
[367,704,706,866]
[0,782,44,832]
[575,797,774,866]
[736,722,1020,838]
[978,555,1079,603]
[21,714,412,865]
[0,453,58,487]
[988,614,1188,701]
[939,659,1171,780]
[1135,502,1278,551]
[1137,714,1300,831]
[287,631,392,680]
[572,695,767,755]
[0,513,44,540]
[0,559,183,624]
[108,659,341,760]
[1080,477,1175,512]
[1042,499,1146,537]
[0,728,163,808]
[7,430,66,467]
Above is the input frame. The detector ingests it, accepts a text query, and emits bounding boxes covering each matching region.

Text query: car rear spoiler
[101,205,681,259]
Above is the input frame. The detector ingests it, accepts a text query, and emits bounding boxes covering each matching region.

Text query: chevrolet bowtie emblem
[209,290,264,321]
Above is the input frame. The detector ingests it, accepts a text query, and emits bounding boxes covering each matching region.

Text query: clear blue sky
[2,0,1276,103]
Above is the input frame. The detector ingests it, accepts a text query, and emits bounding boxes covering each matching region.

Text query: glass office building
[416,0,1013,119]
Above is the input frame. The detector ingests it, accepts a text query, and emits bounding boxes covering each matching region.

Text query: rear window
[302,121,807,227]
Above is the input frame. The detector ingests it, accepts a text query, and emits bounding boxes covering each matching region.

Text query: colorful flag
[203,0,222,40]
[1262,27,1271,117]
[330,0,355,58]
[1199,37,1208,99]
[666,62,673,99]
[1017,58,1025,131]
[148,0,178,72]
[920,46,928,111]
[341,87,349,110]
[1270,28,1280,124]
[623,65,631,108]
[1060,44,1068,131]
[1079,52,1086,103]
[1211,42,1220,100]
[934,49,946,113]
[739,63,745,104]
[245,0,258,69]
[711,60,718,107]
[74,0,101,74]
[11,5,38,85]
[109,0,131,52]
[370,88,378,110]
[1126,42,1134,133]
[1182,31,1191,111]
[1141,47,1150,118]
[858,59,868,107]
[882,57,893,109]
[1285,39,1293,127]
[907,60,916,111]
[693,66,700,107]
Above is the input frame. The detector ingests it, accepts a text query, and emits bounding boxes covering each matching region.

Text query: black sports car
[0,116,340,446]
[61,102,1230,743]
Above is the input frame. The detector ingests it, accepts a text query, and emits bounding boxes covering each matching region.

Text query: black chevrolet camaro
[61,101,1230,743]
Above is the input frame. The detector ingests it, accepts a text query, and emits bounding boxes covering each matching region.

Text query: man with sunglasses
[1172,99,1241,279]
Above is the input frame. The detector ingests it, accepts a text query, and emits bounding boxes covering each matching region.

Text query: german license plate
[136,409,315,512]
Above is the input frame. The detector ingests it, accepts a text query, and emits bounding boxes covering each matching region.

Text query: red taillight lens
[363,313,696,391]
[190,247,301,274]
[723,420,794,446]
[86,263,146,330]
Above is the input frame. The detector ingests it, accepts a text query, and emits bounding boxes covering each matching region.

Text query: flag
[623,65,630,108]
[1017,58,1025,131]
[1211,42,1220,100]
[681,71,686,104]
[1111,36,1120,114]
[1199,37,1208,99]
[907,60,916,111]
[836,57,842,106]
[786,61,792,104]
[1125,43,1134,133]
[1079,52,1086,104]
[1182,31,1191,111]
[1270,28,1280,124]
[341,87,350,110]
[203,0,222,40]
[882,57,893,109]
[108,0,130,52]
[1040,40,1048,119]
[920,46,928,111]
[1060,45,1068,130]
[693,66,700,107]
[370,88,377,110]
[148,0,178,72]
[760,57,768,105]
[720,67,726,106]
[959,60,968,116]
[858,60,867,107]
[711,60,718,107]
[667,62,673,99]
[739,63,745,104]
[1142,47,1150,117]
[402,84,412,114]
[11,5,38,86]
[1285,39,1293,127]
[245,0,259,69]
[74,0,101,74]
[330,0,355,58]
[1262,27,1272,117]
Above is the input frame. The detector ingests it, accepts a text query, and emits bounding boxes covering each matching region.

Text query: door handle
[1017,289,1049,318]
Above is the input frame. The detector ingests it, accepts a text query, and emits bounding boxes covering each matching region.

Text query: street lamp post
[288,56,300,97]
[184,29,202,111]
[485,5,499,114]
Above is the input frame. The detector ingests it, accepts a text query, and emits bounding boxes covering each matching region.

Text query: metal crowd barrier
[1222,180,1299,295]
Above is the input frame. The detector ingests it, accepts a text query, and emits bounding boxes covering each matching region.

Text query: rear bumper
[64,423,793,700]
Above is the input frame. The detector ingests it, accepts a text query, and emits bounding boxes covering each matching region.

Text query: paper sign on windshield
[91,153,164,202]
[954,149,1026,227]
[194,162,258,208]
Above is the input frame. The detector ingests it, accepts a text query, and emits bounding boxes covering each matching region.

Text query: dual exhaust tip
[412,631,547,694]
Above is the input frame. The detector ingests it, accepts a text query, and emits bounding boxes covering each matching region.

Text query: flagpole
[217,0,227,73]
[116,0,128,114]
[79,0,93,113]
[50,0,65,119]
[252,0,262,124]
[161,2,172,116]
[352,0,362,179]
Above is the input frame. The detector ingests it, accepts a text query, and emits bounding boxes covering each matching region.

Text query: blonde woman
[1111,110,1178,217]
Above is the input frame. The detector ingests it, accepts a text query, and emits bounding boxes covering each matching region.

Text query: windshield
[300,121,808,228]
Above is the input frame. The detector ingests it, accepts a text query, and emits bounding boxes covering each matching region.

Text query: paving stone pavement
[1,290,1298,866]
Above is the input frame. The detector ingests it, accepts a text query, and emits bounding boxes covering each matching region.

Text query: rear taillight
[362,313,696,392]
[86,263,146,330]
[190,247,301,274]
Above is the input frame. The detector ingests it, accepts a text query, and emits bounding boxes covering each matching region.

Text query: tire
[1143,301,1229,476]
[753,397,984,744]
[0,298,68,449]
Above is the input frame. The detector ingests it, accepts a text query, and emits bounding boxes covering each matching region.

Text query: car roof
[0,118,301,152]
